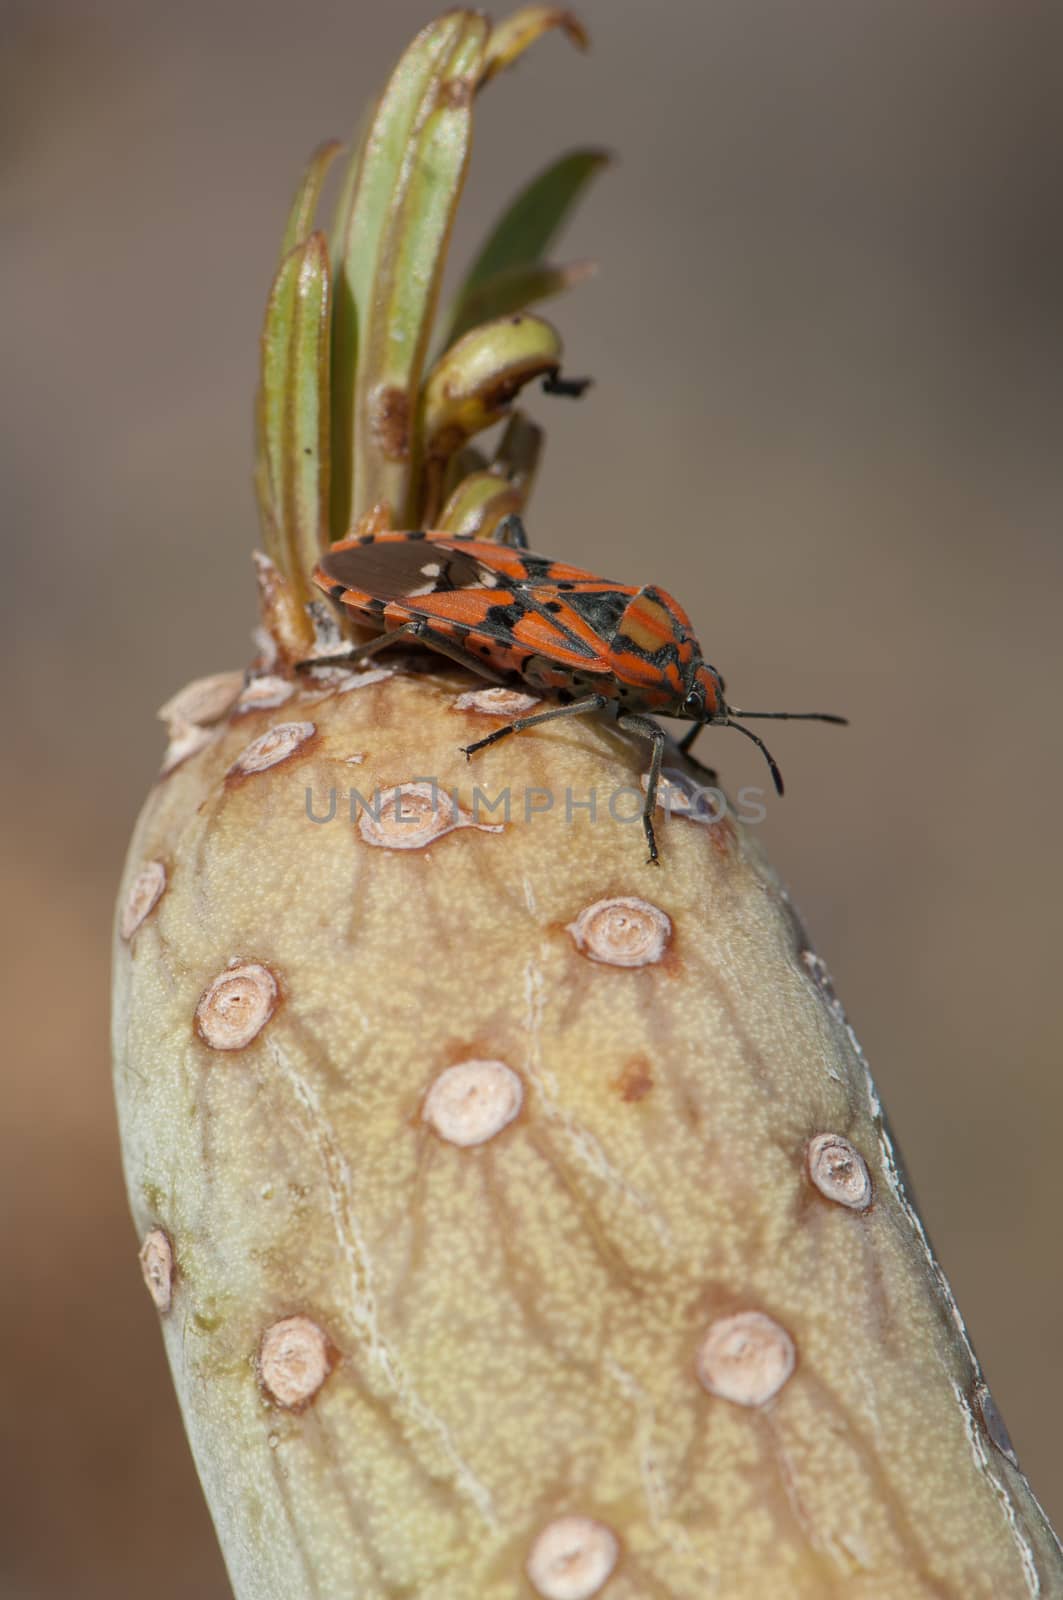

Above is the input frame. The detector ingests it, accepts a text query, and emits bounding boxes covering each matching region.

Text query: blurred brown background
[3,1,1061,1594]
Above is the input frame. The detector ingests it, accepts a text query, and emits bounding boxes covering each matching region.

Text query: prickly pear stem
[113,9,1063,1600]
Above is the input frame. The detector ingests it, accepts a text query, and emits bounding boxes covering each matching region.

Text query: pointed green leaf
[256,246,302,569]
[330,11,488,534]
[438,413,543,536]
[283,233,331,588]
[448,149,608,343]
[278,140,343,264]
[327,115,371,543]
[491,409,544,492]
[255,234,330,603]
[480,5,588,86]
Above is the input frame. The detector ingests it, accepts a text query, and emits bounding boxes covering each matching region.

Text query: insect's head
[679,661,726,724]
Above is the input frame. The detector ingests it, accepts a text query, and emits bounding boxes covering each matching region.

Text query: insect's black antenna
[727,709,848,725]
[720,719,785,795]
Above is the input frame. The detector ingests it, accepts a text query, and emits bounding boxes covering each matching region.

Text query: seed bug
[305,515,846,863]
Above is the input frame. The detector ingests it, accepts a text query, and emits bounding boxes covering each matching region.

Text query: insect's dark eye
[683,687,704,718]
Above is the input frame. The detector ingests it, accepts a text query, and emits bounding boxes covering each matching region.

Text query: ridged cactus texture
[111,11,1063,1599]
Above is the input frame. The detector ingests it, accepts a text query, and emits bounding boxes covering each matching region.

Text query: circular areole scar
[566,896,671,968]
[423,1060,524,1146]
[235,675,295,714]
[258,1315,332,1410]
[696,1310,796,1407]
[526,1515,620,1599]
[454,686,540,715]
[807,1133,872,1210]
[229,720,316,776]
[157,671,243,731]
[195,962,278,1051]
[358,782,501,849]
[139,1228,174,1313]
[121,860,167,940]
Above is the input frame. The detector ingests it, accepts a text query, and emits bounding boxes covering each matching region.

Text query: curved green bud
[438,470,525,537]
[422,312,563,465]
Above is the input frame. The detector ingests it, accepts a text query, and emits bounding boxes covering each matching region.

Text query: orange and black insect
[308,515,845,862]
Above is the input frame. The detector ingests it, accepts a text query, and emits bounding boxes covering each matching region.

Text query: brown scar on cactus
[614,1056,654,1102]
[111,7,1063,1599]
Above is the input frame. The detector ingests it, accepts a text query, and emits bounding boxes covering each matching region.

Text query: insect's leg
[677,722,701,755]
[295,624,419,673]
[462,694,608,758]
[412,625,510,686]
[491,513,529,550]
[618,713,666,866]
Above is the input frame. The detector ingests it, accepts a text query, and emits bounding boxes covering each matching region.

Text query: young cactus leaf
[334,12,488,534]
[255,231,332,625]
[439,411,543,534]
[282,234,331,584]
[490,406,543,490]
[422,313,563,457]
[277,139,343,263]
[443,148,609,347]
[480,4,588,85]
[419,312,562,521]
[438,470,524,536]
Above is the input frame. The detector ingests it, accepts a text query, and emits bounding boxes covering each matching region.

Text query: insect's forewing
[317,534,623,672]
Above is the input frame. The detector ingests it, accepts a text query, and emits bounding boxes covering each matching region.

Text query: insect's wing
[317,535,620,673]
[318,534,497,605]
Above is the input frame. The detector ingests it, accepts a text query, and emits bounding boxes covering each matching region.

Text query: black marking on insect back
[329,584,346,600]
[614,629,682,669]
[545,601,563,614]
[560,588,630,640]
[407,529,427,539]
[517,556,557,583]
[528,603,602,661]
[484,601,524,632]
